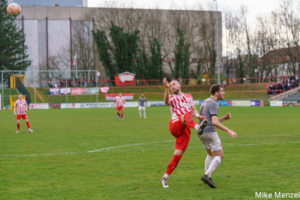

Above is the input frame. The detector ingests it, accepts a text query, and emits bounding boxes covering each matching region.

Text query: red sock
[184,113,197,129]
[26,122,30,129]
[117,113,121,117]
[17,123,20,130]
[121,113,124,118]
[166,155,182,175]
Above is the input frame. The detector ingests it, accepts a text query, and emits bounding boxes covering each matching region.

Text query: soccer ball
[7,3,21,17]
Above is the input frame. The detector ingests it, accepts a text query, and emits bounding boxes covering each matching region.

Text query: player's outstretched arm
[163,78,170,105]
[191,106,206,121]
[212,116,237,138]
[218,112,231,123]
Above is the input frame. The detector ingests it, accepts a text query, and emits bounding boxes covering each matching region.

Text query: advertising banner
[100,87,110,93]
[283,102,300,107]
[61,103,114,109]
[60,88,71,94]
[80,103,114,108]
[49,88,60,95]
[149,101,167,107]
[250,100,263,107]
[232,101,251,107]
[105,93,134,100]
[29,103,49,109]
[218,100,232,106]
[270,101,283,107]
[61,103,81,109]
[70,88,85,95]
[84,88,99,95]
[49,104,61,109]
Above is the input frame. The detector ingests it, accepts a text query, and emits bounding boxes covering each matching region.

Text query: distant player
[114,92,125,120]
[199,84,237,188]
[160,78,208,188]
[137,94,147,119]
[14,94,34,133]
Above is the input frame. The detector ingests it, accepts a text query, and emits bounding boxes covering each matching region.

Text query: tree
[93,22,140,80]
[0,0,31,70]
[170,29,190,79]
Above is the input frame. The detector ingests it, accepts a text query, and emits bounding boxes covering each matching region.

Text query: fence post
[66,78,68,103]
[35,86,36,104]
[1,72,3,109]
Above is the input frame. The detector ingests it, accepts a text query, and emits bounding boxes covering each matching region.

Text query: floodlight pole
[214,0,220,84]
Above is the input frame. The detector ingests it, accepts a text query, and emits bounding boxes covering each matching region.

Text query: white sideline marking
[2,134,299,157]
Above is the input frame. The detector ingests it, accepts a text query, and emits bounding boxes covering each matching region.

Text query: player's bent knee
[174,149,184,156]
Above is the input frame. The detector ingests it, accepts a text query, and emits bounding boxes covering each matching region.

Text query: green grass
[1,107,299,199]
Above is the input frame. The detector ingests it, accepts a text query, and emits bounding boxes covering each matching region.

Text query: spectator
[287,80,291,90]
[268,83,274,95]
[91,77,95,87]
[270,74,274,82]
[295,76,299,87]
[107,77,111,87]
[78,78,81,87]
[60,79,63,87]
[83,76,87,87]
[291,80,296,89]
[74,78,78,87]
[276,82,284,94]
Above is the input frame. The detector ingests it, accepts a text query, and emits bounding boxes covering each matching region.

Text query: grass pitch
[0,106,299,199]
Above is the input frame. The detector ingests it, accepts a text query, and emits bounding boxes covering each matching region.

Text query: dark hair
[210,84,223,95]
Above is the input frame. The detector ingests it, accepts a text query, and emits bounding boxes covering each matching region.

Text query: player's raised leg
[181,113,207,135]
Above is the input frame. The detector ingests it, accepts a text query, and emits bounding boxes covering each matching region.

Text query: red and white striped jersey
[15,99,27,115]
[169,93,194,119]
[115,96,125,107]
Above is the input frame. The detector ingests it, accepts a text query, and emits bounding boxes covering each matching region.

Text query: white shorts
[199,132,222,151]
[139,106,145,111]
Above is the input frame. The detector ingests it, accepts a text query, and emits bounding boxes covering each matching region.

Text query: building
[7,0,87,7]
[13,5,222,85]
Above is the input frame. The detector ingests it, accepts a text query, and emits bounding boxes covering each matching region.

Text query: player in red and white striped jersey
[14,94,34,133]
[160,78,208,188]
[114,93,125,120]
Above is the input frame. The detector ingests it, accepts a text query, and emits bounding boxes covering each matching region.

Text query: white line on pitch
[2,133,299,157]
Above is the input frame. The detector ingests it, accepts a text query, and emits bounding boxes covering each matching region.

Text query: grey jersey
[138,97,147,107]
[199,97,219,133]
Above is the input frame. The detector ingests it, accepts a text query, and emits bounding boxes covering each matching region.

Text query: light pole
[214,0,220,84]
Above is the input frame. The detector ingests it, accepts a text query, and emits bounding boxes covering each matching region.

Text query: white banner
[81,103,114,108]
[61,103,81,109]
[149,101,167,107]
[60,88,71,94]
[61,103,115,109]
[49,88,60,95]
[270,101,283,107]
[29,103,49,109]
[232,101,251,107]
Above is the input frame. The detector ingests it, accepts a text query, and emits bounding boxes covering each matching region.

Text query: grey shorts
[199,131,222,151]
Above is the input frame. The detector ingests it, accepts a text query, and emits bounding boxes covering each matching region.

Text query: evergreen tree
[93,22,140,79]
[0,0,31,70]
[171,29,190,79]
